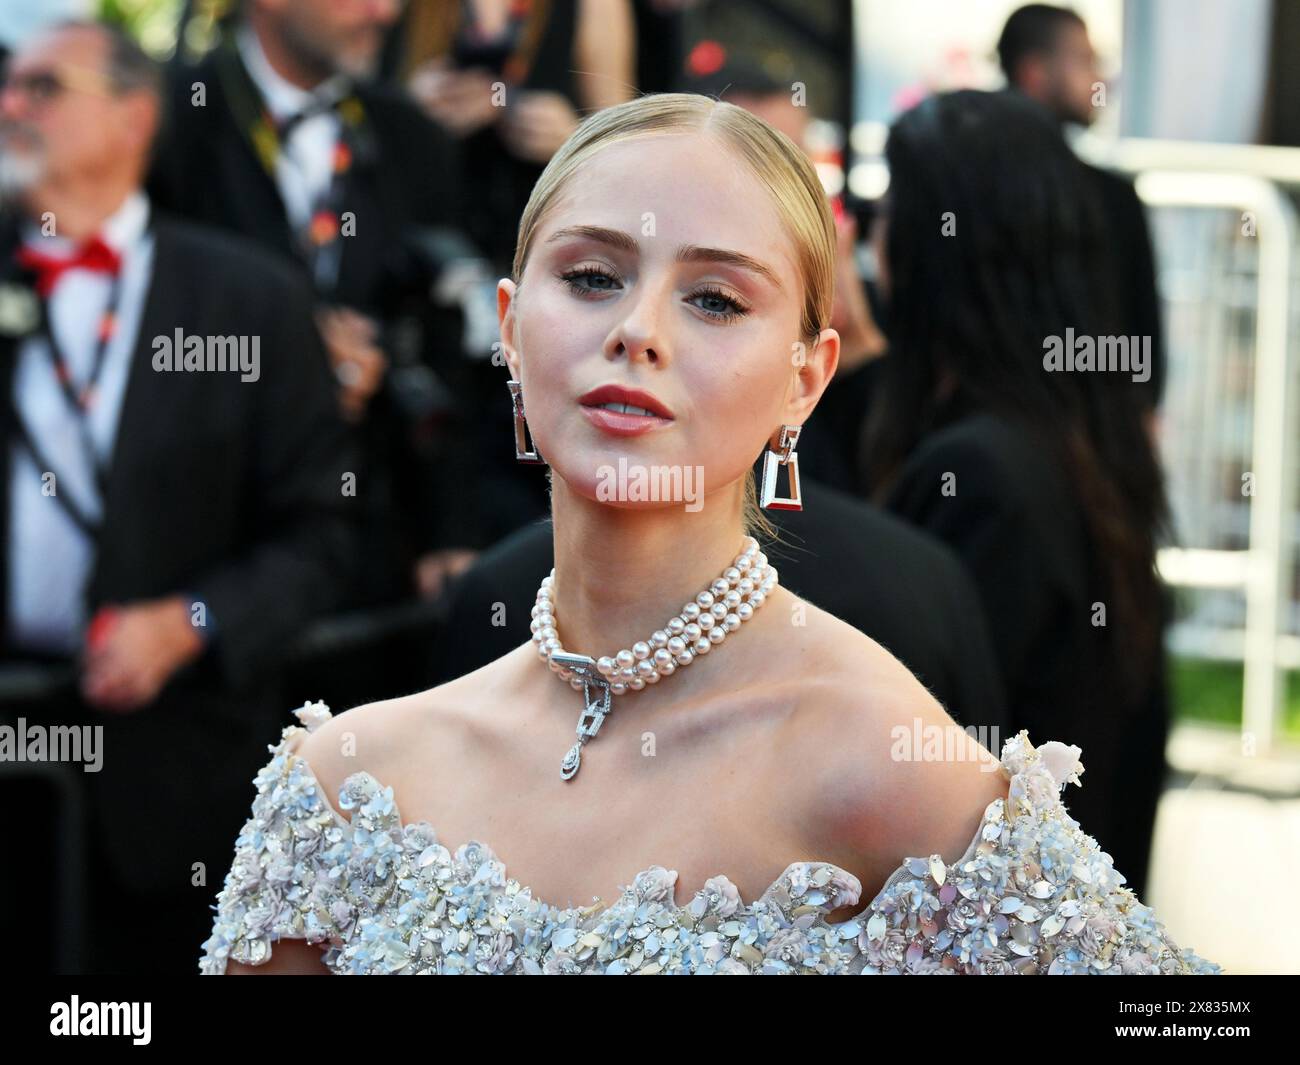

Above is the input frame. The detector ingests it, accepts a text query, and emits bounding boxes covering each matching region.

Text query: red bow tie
[15,236,123,298]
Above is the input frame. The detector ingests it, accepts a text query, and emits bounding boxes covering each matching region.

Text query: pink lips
[578,383,674,437]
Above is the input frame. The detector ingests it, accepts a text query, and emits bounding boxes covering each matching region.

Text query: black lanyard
[295,111,352,294]
[218,37,369,299]
[42,269,123,421]
[11,269,128,540]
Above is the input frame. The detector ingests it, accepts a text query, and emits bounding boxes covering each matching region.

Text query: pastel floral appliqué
[198,702,1223,975]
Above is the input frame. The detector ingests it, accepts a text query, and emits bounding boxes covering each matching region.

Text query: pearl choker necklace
[531,535,779,780]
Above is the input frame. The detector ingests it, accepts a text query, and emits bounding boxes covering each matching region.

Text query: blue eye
[557,267,750,323]
[559,266,621,294]
[690,285,749,322]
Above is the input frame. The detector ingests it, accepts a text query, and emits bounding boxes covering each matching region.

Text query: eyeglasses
[0,63,116,109]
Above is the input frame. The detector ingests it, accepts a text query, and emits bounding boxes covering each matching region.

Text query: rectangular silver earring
[760,424,802,510]
[507,379,545,463]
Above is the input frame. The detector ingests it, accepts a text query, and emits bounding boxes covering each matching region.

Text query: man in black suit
[434,471,1008,734]
[149,0,476,609]
[0,20,356,973]
[997,4,1166,417]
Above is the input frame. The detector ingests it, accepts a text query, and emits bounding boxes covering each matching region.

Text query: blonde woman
[199,94,1220,975]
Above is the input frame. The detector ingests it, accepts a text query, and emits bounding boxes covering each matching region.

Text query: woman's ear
[781,326,841,426]
[497,278,522,379]
[816,326,842,388]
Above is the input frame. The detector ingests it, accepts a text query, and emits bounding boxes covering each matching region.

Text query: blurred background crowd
[0,0,1295,976]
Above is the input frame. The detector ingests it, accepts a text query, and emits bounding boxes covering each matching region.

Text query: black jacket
[0,211,358,890]
[147,37,471,574]
[147,40,464,318]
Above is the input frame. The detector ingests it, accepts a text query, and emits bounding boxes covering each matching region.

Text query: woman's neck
[547,475,753,664]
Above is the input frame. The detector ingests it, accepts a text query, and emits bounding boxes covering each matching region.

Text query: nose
[606,274,672,368]
[371,0,402,25]
[0,82,27,120]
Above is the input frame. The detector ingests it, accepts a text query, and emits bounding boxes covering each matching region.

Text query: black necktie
[274,95,338,142]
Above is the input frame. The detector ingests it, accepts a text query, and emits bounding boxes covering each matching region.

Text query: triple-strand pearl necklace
[531,535,779,780]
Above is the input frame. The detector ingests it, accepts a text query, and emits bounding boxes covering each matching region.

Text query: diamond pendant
[560,742,583,779]
[550,651,612,780]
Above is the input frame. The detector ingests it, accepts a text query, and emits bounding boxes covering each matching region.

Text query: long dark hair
[861,88,1170,700]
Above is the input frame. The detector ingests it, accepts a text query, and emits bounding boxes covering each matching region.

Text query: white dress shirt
[6,191,155,653]
[237,24,347,233]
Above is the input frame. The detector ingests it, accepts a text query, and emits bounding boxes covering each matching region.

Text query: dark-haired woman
[863,89,1172,901]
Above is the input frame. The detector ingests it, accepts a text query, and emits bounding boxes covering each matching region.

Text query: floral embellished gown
[199,702,1222,975]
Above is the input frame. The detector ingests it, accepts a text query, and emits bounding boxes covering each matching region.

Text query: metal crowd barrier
[1079,136,1300,758]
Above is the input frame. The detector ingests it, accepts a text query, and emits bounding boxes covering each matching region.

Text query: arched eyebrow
[544,225,783,291]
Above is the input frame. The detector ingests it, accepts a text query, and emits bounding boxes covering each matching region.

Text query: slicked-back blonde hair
[511,92,836,543]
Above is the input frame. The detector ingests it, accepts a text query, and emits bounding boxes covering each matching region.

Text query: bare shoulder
[778,594,1010,872]
[768,590,946,730]
[290,648,526,821]
[287,692,427,823]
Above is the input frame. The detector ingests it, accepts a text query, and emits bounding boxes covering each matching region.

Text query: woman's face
[498,131,838,512]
